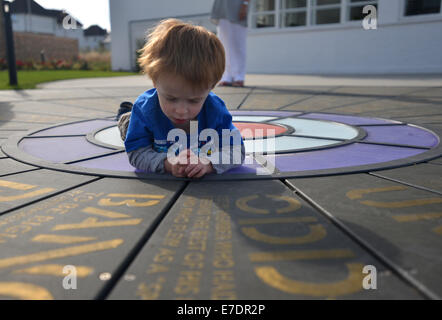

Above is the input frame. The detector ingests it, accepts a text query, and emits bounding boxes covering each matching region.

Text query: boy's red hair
[138,19,225,90]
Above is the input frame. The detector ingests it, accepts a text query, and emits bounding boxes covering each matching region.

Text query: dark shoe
[218,81,232,87]
[116,101,133,120]
[232,80,244,87]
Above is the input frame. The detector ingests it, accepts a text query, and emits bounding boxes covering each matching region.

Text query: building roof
[10,0,83,27]
[84,25,107,37]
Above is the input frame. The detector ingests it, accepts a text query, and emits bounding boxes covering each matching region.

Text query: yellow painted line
[0,188,55,202]
[0,282,54,300]
[13,264,93,277]
[52,218,142,231]
[433,225,442,235]
[346,186,407,200]
[106,194,166,199]
[236,195,301,214]
[392,212,442,222]
[361,198,442,208]
[82,206,130,219]
[0,180,36,191]
[32,234,97,244]
[241,224,326,245]
[249,249,355,262]
[266,195,302,214]
[0,239,123,269]
[236,195,268,214]
[255,263,364,297]
[238,217,317,225]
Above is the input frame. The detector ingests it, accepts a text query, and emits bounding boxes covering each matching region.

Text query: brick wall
[13,32,79,62]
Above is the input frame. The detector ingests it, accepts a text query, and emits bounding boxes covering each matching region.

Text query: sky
[34,0,111,31]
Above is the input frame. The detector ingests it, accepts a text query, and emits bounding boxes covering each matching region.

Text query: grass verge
[0,70,137,90]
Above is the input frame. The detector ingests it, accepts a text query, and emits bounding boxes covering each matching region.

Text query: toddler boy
[119,19,245,178]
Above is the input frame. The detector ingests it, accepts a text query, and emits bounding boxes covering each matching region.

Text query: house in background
[83,25,109,51]
[10,0,109,52]
[109,0,442,74]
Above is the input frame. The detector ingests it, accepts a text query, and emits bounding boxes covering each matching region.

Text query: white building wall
[247,0,442,74]
[110,0,213,71]
[110,0,442,74]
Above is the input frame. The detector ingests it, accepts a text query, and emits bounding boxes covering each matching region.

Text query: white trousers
[217,19,247,83]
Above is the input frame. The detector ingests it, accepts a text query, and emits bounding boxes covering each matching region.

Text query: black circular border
[1,113,441,181]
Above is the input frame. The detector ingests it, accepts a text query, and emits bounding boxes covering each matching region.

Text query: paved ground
[0,74,441,300]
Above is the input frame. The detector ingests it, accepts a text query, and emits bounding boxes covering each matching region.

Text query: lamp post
[2,0,18,86]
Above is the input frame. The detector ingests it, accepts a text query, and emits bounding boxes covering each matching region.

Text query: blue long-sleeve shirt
[124,88,245,174]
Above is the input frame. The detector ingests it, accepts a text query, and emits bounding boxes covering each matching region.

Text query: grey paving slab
[214,93,249,110]
[0,170,97,215]
[240,93,314,110]
[8,101,113,119]
[0,149,6,158]
[49,98,134,115]
[373,163,442,194]
[252,86,338,94]
[331,99,441,117]
[0,111,72,125]
[358,105,442,120]
[87,87,153,98]
[392,114,442,125]
[0,131,23,139]
[0,178,185,300]
[0,158,37,177]
[430,157,442,165]
[108,180,422,300]
[0,91,31,103]
[212,86,251,95]
[0,121,44,131]
[331,87,425,97]
[8,89,104,101]
[282,94,374,112]
[289,174,442,298]
[407,87,442,98]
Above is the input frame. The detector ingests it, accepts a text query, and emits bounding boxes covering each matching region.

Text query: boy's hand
[164,150,189,178]
[165,149,214,178]
[184,152,214,178]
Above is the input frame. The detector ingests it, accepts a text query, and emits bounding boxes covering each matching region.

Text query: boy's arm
[127,146,168,173]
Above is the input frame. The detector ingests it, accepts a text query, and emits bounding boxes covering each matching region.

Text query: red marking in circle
[233,122,288,139]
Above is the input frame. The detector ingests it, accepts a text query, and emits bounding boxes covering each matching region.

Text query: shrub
[3,51,112,71]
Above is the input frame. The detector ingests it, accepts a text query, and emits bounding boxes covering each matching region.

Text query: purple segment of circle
[230,111,301,117]
[31,120,116,136]
[264,143,425,172]
[73,153,261,174]
[19,137,113,163]
[361,125,439,148]
[299,113,400,125]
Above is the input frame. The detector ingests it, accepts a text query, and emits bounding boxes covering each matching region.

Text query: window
[404,0,442,16]
[280,0,307,27]
[250,0,379,29]
[348,0,377,21]
[312,0,341,25]
[252,0,276,28]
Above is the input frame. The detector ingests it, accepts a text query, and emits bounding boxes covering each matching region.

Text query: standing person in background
[211,0,250,87]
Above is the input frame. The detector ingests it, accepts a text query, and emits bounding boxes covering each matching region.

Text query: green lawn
[0,70,137,90]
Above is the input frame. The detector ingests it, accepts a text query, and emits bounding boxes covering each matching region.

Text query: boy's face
[154,72,211,129]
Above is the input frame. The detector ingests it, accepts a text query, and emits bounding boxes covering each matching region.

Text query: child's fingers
[187,165,202,178]
[194,167,207,179]
[185,164,197,175]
